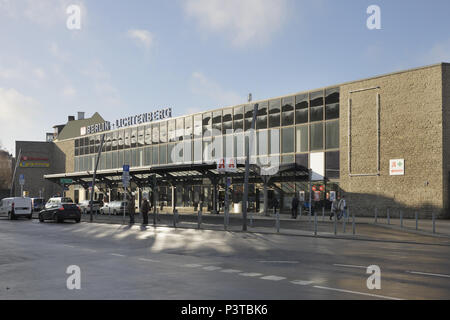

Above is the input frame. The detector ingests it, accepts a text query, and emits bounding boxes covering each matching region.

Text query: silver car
[100,201,128,215]
[78,200,102,214]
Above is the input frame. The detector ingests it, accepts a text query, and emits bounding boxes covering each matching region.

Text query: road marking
[110,253,126,257]
[203,266,222,271]
[239,273,263,277]
[260,275,286,281]
[83,249,97,253]
[220,269,242,273]
[138,258,161,263]
[333,264,367,269]
[183,264,203,268]
[313,286,403,300]
[406,271,450,278]
[259,261,299,264]
[63,245,76,248]
[291,280,314,286]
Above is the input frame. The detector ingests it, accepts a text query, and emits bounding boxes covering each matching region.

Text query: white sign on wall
[310,152,325,181]
[390,159,405,176]
[217,158,237,173]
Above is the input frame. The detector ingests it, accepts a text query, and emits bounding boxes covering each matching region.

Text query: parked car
[100,201,128,215]
[0,197,33,220]
[31,198,45,212]
[78,200,103,214]
[39,197,81,223]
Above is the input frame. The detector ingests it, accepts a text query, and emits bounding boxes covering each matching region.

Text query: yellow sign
[19,161,50,168]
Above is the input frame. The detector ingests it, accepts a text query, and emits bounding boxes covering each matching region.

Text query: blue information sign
[123,165,130,172]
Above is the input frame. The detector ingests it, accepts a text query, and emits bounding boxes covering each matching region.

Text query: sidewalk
[80,210,450,246]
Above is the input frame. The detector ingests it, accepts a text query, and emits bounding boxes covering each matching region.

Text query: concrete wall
[14,141,61,200]
[53,139,75,201]
[339,64,446,218]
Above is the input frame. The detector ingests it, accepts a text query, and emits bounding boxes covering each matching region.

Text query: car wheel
[28,214,32,220]
[39,214,45,222]
[75,219,81,223]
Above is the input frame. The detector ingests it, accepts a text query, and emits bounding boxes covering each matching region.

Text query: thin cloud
[189,72,244,107]
[127,29,154,50]
[183,0,289,47]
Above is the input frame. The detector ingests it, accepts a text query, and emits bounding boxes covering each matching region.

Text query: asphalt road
[1,217,449,300]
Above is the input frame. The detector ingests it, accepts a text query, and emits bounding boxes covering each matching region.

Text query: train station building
[14,63,450,218]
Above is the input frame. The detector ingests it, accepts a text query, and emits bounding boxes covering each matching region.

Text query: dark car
[39,197,81,223]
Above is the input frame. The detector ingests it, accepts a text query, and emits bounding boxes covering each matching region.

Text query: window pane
[326,120,339,149]
[296,125,309,153]
[281,154,294,164]
[194,115,202,139]
[145,147,151,166]
[325,87,340,105]
[310,90,324,107]
[194,140,202,163]
[106,152,112,169]
[244,105,254,131]
[281,127,294,154]
[185,116,193,140]
[159,145,167,164]
[269,100,280,128]
[203,113,212,137]
[282,96,294,126]
[310,122,323,151]
[168,120,176,142]
[118,130,124,150]
[212,111,222,136]
[268,129,280,155]
[112,131,118,151]
[184,140,192,163]
[176,118,184,141]
[124,129,131,149]
[234,134,244,158]
[152,124,159,145]
[295,153,309,168]
[326,151,340,179]
[326,103,339,120]
[257,130,268,156]
[167,144,174,164]
[145,125,151,145]
[152,146,159,165]
[112,151,118,169]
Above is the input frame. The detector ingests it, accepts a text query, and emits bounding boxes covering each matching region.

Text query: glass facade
[73,87,340,181]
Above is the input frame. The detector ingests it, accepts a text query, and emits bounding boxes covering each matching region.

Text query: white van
[0,197,33,220]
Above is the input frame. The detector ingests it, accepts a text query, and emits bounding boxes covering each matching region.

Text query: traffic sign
[60,178,73,184]
[19,174,25,186]
[123,165,130,172]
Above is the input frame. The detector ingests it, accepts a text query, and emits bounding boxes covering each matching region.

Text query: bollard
[375,208,378,224]
[334,210,337,236]
[352,209,355,235]
[387,208,390,225]
[299,206,302,218]
[314,211,317,236]
[224,209,229,231]
[250,211,253,228]
[173,209,178,228]
[415,212,419,230]
[432,212,436,234]
[400,210,403,228]
[342,212,346,234]
[322,207,325,222]
[276,211,280,233]
[198,209,202,229]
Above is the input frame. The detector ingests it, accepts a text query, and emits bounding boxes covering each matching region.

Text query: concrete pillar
[213,182,218,214]
[171,185,176,212]
[263,178,269,216]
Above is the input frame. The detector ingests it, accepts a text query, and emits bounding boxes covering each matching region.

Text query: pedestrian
[272,197,279,216]
[291,195,299,219]
[330,197,338,220]
[338,195,347,220]
[141,196,150,225]
[128,193,135,225]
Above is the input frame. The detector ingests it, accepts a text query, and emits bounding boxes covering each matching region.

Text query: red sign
[319,185,325,192]
[312,186,317,192]
[21,156,49,161]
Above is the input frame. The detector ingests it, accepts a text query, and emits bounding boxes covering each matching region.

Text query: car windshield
[62,198,73,203]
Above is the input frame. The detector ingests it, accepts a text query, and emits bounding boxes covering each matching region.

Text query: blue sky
[1,0,450,154]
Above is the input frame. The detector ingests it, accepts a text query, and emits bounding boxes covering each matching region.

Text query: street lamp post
[90,134,105,222]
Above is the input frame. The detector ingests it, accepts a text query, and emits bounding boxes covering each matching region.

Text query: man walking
[330,197,338,220]
[291,195,299,219]
[141,195,150,226]
[338,195,347,220]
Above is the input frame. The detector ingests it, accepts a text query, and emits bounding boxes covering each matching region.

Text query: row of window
[74,121,339,172]
[74,88,340,156]
[74,150,340,180]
